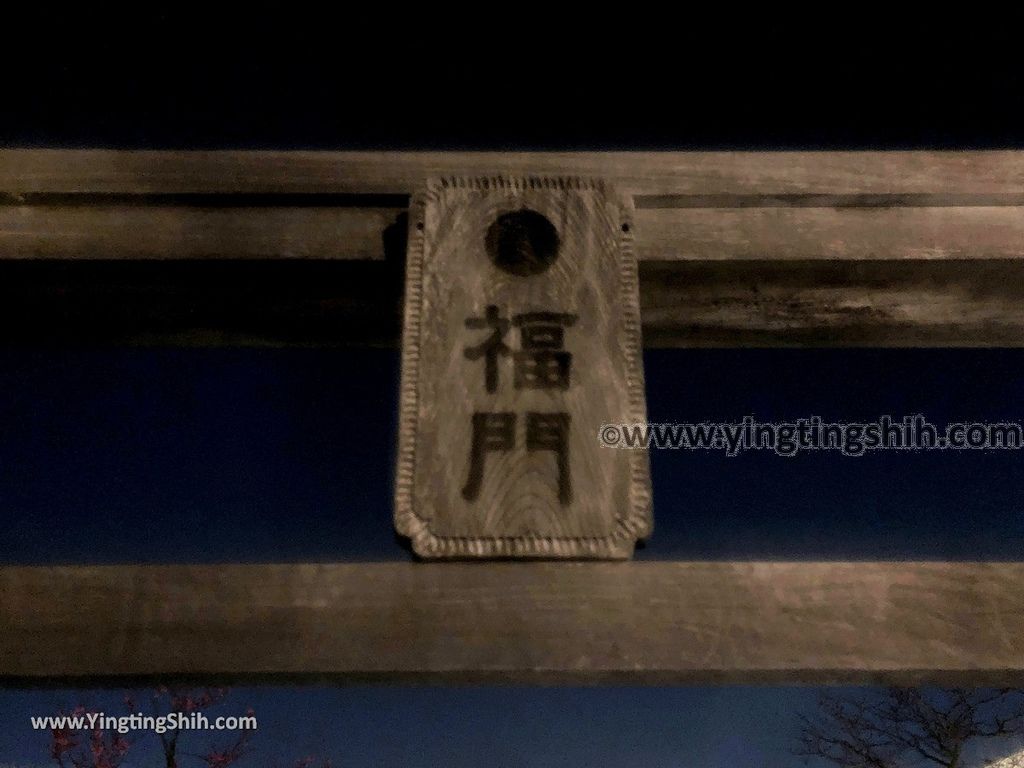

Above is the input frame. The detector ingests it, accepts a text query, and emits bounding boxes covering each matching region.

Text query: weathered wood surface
[3,150,1024,347]
[636,206,1024,261]
[2,562,1023,684]
[4,151,1024,265]
[8,205,1024,263]
[639,260,1024,347]
[2,259,1023,347]
[4,150,1024,196]
[0,204,393,260]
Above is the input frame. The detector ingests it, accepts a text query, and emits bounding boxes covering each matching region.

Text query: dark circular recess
[485,209,560,276]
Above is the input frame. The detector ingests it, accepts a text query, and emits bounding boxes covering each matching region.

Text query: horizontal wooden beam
[637,206,1024,261]
[3,150,1024,346]
[4,150,1024,196]
[1,259,1023,347]
[0,204,396,261]
[639,260,1024,347]
[2,562,1022,685]
[5,151,1024,265]
[6,204,1024,263]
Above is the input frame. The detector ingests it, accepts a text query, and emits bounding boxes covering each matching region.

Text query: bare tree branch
[797,688,1024,768]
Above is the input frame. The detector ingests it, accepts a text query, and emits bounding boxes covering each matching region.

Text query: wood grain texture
[635,206,1024,261]
[2,259,1022,348]
[639,260,1024,347]
[396,178,651,558]
[7,205,1024,263]
[2,561,1022,684]
[4,150,1024,196]
[4,150,1024,264]
[2,150,1024,347]
[0,205,396,260]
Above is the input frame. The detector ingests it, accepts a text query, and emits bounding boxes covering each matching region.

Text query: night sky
[1,348,1023,765]
[2,348,1024,565]
[2,15,1023,767]
[0,687,828,767]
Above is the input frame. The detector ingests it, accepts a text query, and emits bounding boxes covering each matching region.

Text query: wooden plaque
[395,177,652,559]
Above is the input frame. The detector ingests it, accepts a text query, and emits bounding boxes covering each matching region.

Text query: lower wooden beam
[640,259,1024,347]
[3,259,1024,347]
[1,562,1022,684]
[0,204,398,261]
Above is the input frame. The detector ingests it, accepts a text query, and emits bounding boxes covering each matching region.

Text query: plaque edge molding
[394,176,653,560]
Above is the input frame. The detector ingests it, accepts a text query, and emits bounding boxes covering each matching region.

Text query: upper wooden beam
[2,561,1022,685]
[3,150,1024,346]
[5,150,1024,265]
[4,150,1024,197]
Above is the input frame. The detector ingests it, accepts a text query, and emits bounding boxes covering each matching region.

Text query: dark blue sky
[0,686,830,767]
[2,686,1021,767]
[2,348,1023,764]
[2,348,1022,564]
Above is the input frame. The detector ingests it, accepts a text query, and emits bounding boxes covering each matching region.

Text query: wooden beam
[636,206,1024,261]
[5,152,1024,265]
[4,150,1024,196]
[639,260,1024,347]
[0,205,396,261]
[2,562,1022,685]
[3,150,1024,346]
[2,259,1023,347]
[7,204,1024,263]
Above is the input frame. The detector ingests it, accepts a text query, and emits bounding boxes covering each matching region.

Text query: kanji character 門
[461,411,515,501]
[526,411,572,505]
